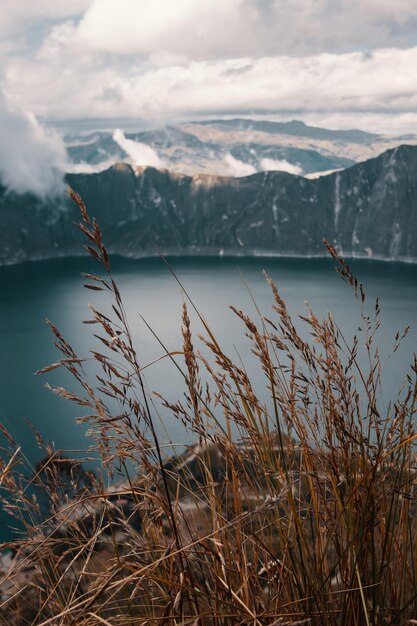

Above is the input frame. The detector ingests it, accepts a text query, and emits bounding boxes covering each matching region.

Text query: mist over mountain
[1,143,417,266]
[0,87,66,197]
[64,118,417,180]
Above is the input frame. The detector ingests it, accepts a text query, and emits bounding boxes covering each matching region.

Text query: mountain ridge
[190,118,381,143]
[65,117,417,179]
[1,143,417,266]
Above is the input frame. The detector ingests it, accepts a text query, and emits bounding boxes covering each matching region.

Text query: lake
[0,255,416,539]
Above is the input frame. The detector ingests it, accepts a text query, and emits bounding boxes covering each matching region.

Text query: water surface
[0,255,416,539]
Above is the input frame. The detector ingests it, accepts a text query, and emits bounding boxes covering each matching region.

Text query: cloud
[223,154,257,177]
[0,1,92,36]
[224,155,303,178]
[78,0,254,59]
[77,0,417,59]
[259,158,303,175]
[5,33,417,134]
[0,86,66,196]
[0,1,92,54]
[2,2,417,135]
[65,157,118,175]
[113,129,165,168]
[3,0,417,60]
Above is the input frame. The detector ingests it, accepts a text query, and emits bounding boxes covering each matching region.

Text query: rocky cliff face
[1,144,417,265]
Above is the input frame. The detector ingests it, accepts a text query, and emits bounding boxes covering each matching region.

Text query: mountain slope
[64,118,417,180]
[67,123,356,177]
[1,145,417,265]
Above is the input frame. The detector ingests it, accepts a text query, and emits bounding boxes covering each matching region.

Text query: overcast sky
[0,0,416,134]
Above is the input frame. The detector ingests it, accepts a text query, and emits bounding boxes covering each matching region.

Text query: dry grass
[0,188,416,625]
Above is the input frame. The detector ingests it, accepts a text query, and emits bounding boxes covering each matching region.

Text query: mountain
[65,118,417,179]
[1,145,417,265]
[66,132,125,166]
[192,118,380,143]
[66,123,355,177]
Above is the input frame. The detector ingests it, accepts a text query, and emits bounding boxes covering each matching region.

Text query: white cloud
[113,129,165,168]
[78,0,256,59]
[0,86,66,196]
[259,158,303,175]
[3,0,417,60]
[0,1,92,35]
[6,42,417,133]
[1,1,417,135]
[65,157,118,175]
[76,0,417,59]
[224,154,257,177]
[0,1,92,54]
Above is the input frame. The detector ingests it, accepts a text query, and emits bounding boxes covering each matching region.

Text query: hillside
[65,118,417,178]
[1,144,417,265]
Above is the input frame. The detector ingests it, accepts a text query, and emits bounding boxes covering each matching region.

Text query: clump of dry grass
[0,188,416,625]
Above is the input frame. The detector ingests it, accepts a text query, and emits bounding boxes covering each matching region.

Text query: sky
[0,0,417,193]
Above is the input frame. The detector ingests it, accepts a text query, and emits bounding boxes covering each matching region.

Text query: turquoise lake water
[0,255,416,539]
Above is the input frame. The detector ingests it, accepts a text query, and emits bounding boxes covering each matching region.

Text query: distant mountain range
[1,143,417,265]
[65,118,417,179]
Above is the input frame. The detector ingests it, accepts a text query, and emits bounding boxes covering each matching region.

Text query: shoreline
[1,247,417,270]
